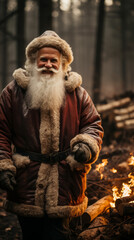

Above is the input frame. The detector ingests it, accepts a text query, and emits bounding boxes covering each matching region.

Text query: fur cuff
[66,155,91,173]
[70,134,100,164]
[46,196,88,218]
[3,200,44,217]
[12,154,30,168]
[0,159,16,174]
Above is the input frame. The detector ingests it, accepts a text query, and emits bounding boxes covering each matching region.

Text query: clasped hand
[0,171,16,191]
[72,143,92,163]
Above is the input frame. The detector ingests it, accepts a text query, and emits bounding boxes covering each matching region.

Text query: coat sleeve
[70,87,104,164]
[0,86,16,174]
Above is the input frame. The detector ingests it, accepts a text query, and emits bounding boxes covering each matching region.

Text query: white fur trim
[45,163,59,209]
[65,71,82,92]
[12,154,30,168]
[26,35,73,65]
[46,196,88,218]
[3,200,44,217]
[49,110,60,152]
[12,68,29,89]
[0,159,16,174]
[39,109,52,154]
[35,163,51,208]
[66,155,91,173]
[70,134,100,164]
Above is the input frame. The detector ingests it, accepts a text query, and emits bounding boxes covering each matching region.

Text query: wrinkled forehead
[37,47,61,58]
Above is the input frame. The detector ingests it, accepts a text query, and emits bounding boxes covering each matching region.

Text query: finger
[72,144,80,152]
[10,176,16,186]
[1,179,14,191]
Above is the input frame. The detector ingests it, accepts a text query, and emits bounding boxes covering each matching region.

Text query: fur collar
[13,68,82,92]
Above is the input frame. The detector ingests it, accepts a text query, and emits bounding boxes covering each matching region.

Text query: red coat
[0,69,103,218]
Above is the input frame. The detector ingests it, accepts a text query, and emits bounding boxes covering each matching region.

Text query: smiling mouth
[42,70,53,74]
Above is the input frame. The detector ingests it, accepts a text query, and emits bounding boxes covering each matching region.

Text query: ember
[110,168,117,173]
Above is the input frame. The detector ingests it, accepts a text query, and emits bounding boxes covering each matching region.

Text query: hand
[0,171,16,191]
[72,143,92,163]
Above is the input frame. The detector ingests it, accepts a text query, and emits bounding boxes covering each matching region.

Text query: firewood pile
[96,91,134,145]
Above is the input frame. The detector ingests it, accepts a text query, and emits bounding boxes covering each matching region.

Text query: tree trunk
[17,0,26,68]
[92,0,105,104]
[1,0,7,89]
[38,0,52,35]
[121,0,127,90]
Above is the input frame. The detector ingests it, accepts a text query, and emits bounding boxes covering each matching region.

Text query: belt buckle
[49,152,59,164]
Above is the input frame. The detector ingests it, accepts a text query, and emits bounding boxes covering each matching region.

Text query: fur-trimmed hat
[26,30,74,67]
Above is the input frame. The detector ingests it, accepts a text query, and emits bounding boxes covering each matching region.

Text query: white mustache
[35,66,59,74]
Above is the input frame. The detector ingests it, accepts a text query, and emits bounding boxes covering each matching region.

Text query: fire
[96,159,108,179]
[110,155,134,208]
[110,168,117,173]
[110,182,133,208]
[128,155,134,165]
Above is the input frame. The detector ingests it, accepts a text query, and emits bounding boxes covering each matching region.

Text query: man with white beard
[0,31,103,240]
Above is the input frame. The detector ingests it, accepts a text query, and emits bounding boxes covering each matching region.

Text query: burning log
[115,195,134,216]
[115,194,134,207]
[82,195,113,227]
[116,202,134,216]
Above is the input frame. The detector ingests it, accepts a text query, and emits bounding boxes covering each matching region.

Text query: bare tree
[17,0,26,68]
[38,0,52,35]
[92,0,105,103]
[1,0,8,89]
[121,0,127,90]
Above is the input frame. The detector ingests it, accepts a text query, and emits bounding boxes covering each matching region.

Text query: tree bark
[38,0,52,35]
[17,0,26,68]
[1,0,7,89]
[92,0,105,104]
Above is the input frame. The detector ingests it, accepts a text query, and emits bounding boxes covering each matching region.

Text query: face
[37,47,61,75]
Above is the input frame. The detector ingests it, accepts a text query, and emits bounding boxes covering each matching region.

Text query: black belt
[15,148,71,165]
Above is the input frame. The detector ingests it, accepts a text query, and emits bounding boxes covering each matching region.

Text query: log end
[82,212,91,228]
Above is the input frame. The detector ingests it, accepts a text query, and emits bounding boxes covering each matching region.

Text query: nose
[45,60,52,68]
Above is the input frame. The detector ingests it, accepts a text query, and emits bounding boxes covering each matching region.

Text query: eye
[40,57,47,62]
[51,58,57,63]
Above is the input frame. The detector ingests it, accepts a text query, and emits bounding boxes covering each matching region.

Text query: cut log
[116,202,134,216]
[78,216,109,240]
[116,119,134,129]
[96,97,130,113]
[82,195,113,228]
[115,194,134,208]
[115,112,134,122]
[114,105,134,115]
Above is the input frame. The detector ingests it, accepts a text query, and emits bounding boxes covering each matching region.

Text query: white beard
[25,63,65,110]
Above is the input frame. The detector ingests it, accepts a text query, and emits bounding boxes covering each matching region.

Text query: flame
[96,159,108,179]
[110,155,134,208]
[110,168,117,173]
[128,155,134,165]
